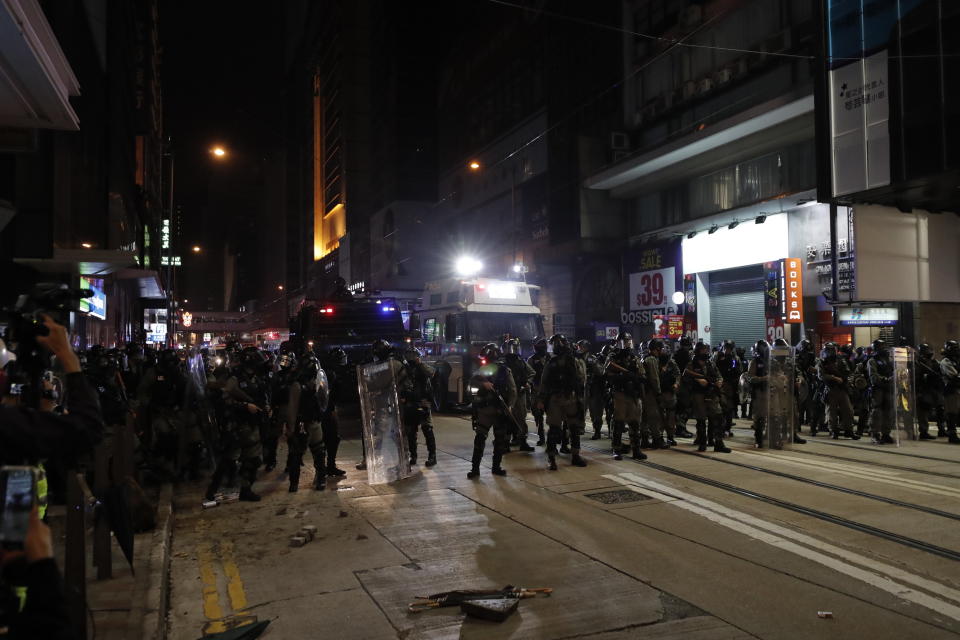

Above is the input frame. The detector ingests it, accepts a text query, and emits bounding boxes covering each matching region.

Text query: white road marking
[735,450,960,499]
[603,472,960,622]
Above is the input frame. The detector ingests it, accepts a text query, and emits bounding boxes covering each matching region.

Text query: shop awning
[114,268,165,299]
[15,249,137,275]
[0,0,80,131]
[585,94,814,196]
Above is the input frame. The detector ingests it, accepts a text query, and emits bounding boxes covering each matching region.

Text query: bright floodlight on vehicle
[455,256,482,276]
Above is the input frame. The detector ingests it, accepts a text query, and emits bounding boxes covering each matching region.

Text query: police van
[411,277,544,410]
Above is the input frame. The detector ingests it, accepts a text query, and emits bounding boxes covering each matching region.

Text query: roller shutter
[708,266,766,349]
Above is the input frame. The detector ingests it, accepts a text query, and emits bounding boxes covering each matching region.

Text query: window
[446,291,459,303]
[445,314,465,343]
[430,293,442,306]
[423,317,440,342]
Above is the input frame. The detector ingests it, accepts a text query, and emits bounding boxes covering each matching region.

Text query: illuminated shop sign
[79,276,106,320]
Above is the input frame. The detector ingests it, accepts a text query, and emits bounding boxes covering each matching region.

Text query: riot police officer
[916,343,944,440]
[267,352,297,471]
[285,355,329,492]
[526,337,549,446]
[941,340,960,444]
[605,332,646,461]
[796,339,817,426]
[576,340,605,440]
[137,349,186,480]
[658,344,682,446]
[397,346,437,467]
[642,339,670,449]
[206,347,269,501]
[713,340,741,430]
[817,343,859,440]
[673,336,694,438]
[686,341,730,453]
[468,343,517,478]
[502,338,536,452]
[867,339,895,444]
[322,347,349,475]
[538,334,588,470]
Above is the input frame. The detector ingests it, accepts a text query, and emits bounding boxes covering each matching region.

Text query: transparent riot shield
[357,361,412,484]
[763,345,796,449]
[891,347,917,445]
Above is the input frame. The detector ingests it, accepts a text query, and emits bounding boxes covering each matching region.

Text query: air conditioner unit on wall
[610,131,630,150]
[697,78,714,94]
[715,68,733,85]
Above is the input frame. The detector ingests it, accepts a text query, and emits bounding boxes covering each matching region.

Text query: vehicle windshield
[467,312,543,343]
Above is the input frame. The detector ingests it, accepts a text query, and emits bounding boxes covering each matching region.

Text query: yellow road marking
[220,540,249,612]
[193,518,255,636]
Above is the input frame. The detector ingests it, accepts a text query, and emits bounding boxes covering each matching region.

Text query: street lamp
[672,291,685,306]
[192,245,201,253]
[455,256,483,276]
[211,146,227,158]
[468,160,481,171]
[277,285,284,291]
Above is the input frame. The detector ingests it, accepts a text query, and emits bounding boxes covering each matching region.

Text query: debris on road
[461,597,520,622]
[201,500,218,510]
[289,524,319,547]
[817,611,834,619]
[408,585,552,617]
[338,510,349,518]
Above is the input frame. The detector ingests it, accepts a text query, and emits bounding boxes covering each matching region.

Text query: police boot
[793,432,807,444]
[570,450,587,467]
[948,419,960,444]
[937,422,947,437]
[467,439,484,479]
[881,433,895,444]
[239,486,261,502]
[754,426,763,448]
[696,423,707,452]
[919,427,936,440]
[591,425,602,440]
[559,431,571,454]
[631,444,647,460]
[655,436,670,449]
[491,451,507,476]
[326,440,346,476]
[845,430,860,440]
[639,435,651,449]
[713,436,731,453]
[536,419,545,446]
[312,468,326,490]
[424,430,438,467]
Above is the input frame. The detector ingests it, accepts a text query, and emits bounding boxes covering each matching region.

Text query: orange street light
[81,242,93,249]
[211,146,227,158]
[277,285,284,291]
[468,160,481,171]
[192,245,201,253]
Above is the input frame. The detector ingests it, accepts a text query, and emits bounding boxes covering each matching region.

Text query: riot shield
[763,344,796,449]
[357,362,412,484]
[891,347,917,445]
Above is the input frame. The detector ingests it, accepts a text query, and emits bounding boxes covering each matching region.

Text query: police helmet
[371,338,393,360]
[549,334,570,355]
[693,341,711,358]
[752,340,769,358]
[647,338,664,353]
[820,343,838,360]
[918,343,933,357]
[240,346,267,370]
[943,340,959,358]
[329,347,348,367]
[574,339,591,354]
[840,343,854,356]
[616,332,634,351]
[722,340,735,351]
[678,336,692,348]
[872,339,887,356]
[600,343,614,358]
[501,338,520,355]
[277,352,297,370]
[533,337,548,355]
[403,346,422,363]
[479,343,501,361]
[798,339,812,353]
[773,338,789,347]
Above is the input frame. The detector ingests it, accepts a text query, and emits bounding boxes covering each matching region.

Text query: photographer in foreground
[1,315,105,465]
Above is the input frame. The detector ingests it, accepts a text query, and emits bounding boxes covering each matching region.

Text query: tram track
[581,442,960,562]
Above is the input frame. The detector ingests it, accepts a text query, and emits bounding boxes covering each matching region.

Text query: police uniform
[285,363,328,491]
[206,362,267,501]
[941,344,960,444]
[584,351,606,438]
[468,361,517,478]
[916,348,944,439]
[527,348,549,445]
[658,353,681,443]
[539,346,587,469]
[605,347,645,459]
[818,352,858,439]
[503,352,536,449]
[867,351,895,443]
[641,350,667,448]
[686,350,729,452]
[397,358,437,466]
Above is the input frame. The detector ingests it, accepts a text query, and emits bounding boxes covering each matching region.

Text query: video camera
[1,283,91,408]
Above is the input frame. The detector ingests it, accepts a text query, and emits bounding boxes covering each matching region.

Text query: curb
[133,483,174,640]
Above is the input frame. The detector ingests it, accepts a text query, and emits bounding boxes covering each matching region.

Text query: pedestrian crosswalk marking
[603,472,960,622]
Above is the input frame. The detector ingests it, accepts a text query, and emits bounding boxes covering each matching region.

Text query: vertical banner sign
[667,315,684,339]
[784,258,803,323]
[683,273,697,338]
[763,261,785,341]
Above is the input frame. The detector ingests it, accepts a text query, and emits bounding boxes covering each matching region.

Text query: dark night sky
[160,1,283,308]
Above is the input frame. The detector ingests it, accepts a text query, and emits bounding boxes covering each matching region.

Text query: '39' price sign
[628,267,675,311]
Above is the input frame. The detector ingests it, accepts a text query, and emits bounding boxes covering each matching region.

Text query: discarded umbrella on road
[408,585,552,619]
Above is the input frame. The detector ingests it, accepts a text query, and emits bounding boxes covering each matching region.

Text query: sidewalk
[49,483,174,640]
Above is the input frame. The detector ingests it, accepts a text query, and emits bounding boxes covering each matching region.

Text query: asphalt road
[165,414,960,639]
